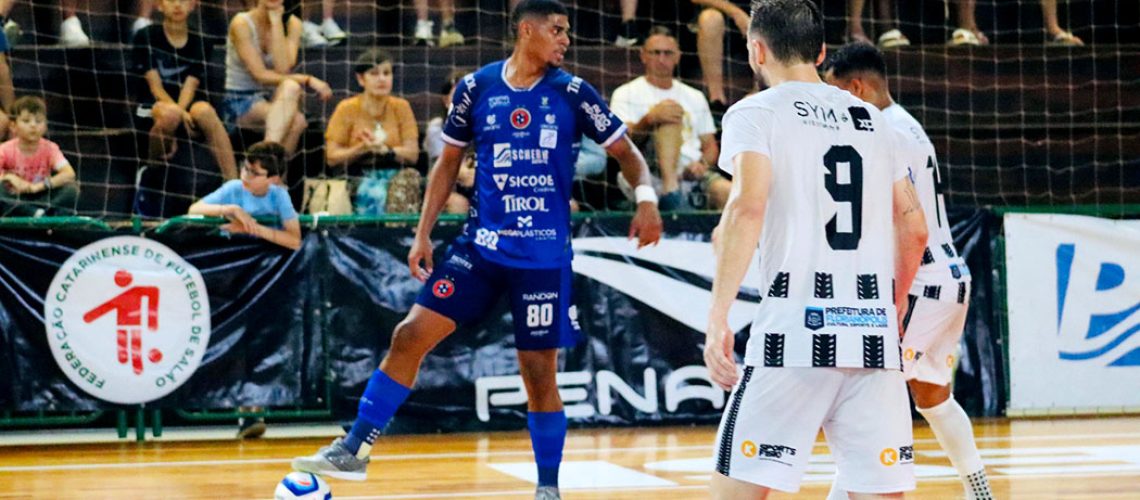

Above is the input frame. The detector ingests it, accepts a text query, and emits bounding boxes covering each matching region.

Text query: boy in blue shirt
[292,1,662,498]
[188,141,300,250]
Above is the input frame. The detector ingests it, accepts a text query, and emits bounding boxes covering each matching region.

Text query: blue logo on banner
[805,308,825,331]
[1055,243,1140,366]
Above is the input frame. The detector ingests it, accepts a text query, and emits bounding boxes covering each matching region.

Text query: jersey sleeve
[440,73,477,147]
[890,128,915,182]
[717,105,773,175]
[573,79,626,148]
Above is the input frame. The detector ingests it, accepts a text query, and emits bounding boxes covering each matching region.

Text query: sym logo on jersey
[503,195,549,214]
[848,106,875,131]
[580,102,612,133]
[1055,243,1140,366]
[793,100,841,131]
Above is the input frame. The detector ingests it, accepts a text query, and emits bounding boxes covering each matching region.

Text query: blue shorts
[415,239,582,351]
[222,90,270,128]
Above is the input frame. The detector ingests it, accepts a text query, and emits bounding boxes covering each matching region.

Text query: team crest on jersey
[805,307,825,331]
[511,108,531,129]
[487,114,496,125]
[432,279,456,299]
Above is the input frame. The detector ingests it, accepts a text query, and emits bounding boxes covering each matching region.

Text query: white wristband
[634,184,658,205]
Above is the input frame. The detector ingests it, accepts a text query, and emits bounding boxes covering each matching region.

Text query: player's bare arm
[409,143,467,281]
[705,150,771,391]
[893,177,929,326]
[607,134,663,248]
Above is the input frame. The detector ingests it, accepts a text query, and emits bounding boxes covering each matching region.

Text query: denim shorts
[222,90,270,129]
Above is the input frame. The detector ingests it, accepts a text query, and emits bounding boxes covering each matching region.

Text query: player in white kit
[823,42,993,499]
[703,0,930,498]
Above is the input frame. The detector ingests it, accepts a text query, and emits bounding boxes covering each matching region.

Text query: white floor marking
[487,460,677,488]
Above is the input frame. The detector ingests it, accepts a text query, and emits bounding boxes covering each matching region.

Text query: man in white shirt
[705,0,929,497]
[610,26,728,210]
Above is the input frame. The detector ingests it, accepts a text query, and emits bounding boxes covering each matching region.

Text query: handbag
[302,178,353,215]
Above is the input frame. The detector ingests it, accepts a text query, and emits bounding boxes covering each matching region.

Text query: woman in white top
[225,0,331,155]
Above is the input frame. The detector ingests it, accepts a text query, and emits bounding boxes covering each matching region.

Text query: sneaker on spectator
[4,19,21,46]
[439,24,464,48]
[877,29,910,49]
[301,20,329,48]
[321,18,347,43]
[59,16,91,47]
[237,416,267,439]
[415,19,435,46]
[130,16,152,37]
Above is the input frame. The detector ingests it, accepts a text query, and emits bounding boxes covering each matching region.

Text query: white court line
[3,431,1140,473]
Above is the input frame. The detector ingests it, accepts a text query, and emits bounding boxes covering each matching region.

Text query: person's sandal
[877,29,911,49]
[1049,31,1084,46]
[950,28,983,46]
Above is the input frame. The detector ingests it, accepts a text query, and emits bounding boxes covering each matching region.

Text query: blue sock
[527,411,567,488]
[343,370,410,457]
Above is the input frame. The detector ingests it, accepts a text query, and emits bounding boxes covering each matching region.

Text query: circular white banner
[43,236,211,404]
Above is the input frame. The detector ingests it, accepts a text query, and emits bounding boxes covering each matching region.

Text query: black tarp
[0,210,1003,429]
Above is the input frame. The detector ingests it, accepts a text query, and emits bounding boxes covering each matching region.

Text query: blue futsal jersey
[441,60,627,269]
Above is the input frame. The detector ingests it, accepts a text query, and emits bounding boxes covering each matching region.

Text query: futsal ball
[275,472,332,500]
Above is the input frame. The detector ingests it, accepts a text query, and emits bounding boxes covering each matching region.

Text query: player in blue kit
[292,1,663,498]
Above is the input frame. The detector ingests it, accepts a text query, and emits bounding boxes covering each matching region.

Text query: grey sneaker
[535,486,561,500]
[291,437,369,481]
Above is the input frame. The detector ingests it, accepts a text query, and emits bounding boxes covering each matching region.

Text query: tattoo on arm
[901,181,922,216]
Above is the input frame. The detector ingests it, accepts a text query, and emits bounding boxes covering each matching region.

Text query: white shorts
[713,366,915,493]
[901,293,969,386]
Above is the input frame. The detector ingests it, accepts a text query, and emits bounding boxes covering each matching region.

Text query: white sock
[825,482,848,500]
[918,397,992,499]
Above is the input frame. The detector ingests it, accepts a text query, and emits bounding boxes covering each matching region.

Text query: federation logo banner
[43,236,211,405]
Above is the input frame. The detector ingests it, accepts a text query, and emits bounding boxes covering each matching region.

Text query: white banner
[1005,213,1140,414]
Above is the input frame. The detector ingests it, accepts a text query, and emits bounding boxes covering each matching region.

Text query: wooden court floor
[0,416,1138,499]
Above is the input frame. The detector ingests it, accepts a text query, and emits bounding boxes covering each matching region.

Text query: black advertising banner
[0,210,1002,427]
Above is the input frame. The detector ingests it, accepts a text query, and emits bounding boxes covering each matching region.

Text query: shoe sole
[291,460,367,481]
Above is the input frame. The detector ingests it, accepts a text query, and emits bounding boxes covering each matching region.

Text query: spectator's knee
[189,102,219,123]
[698,8,725,35]
[150,103,181,131]
[291,112,307,131]
[276,79,303,102]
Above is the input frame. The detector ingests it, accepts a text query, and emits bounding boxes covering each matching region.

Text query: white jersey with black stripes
[718,82,909,370]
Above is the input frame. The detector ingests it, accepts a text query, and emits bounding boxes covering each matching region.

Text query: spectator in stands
[505,0,638,46]
[423,69,473,214]
[300,0,347,48]
[413,0,464,47]
[188,140,301,251]
[610,26,726,211]
[133,0,237,180]
[54,0,154,47]
[225,0,332,155]
[847,0,909,48]
[0,96,78,216]
[325,48,421,214]
[691,0,749,112]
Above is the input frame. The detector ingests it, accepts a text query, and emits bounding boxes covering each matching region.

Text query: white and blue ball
[275,472,332,500]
